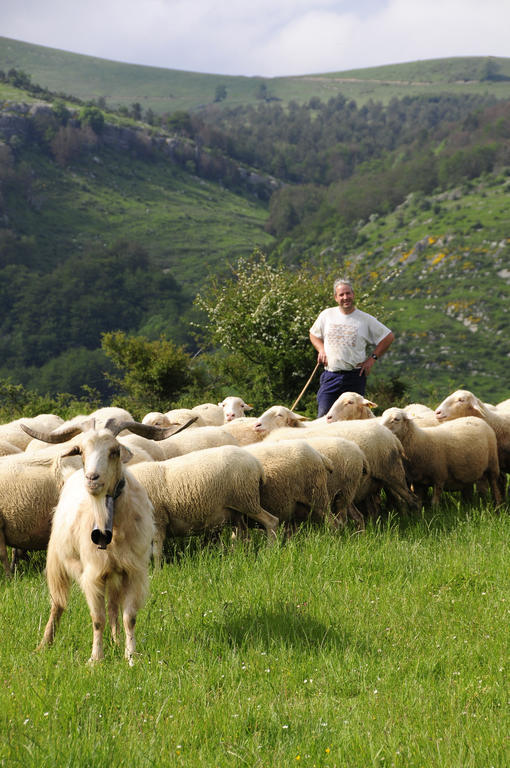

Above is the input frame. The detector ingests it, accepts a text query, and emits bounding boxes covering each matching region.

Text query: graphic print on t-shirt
[327,323,357,350]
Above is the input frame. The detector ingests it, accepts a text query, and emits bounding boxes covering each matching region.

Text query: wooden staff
[290,361,320,412]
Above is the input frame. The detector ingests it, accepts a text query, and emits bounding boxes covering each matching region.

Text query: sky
[2,0,510,77]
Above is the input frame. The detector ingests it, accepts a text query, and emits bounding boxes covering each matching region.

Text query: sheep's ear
[60,444,82,458]
[363,399,378,408]
[120,445,133,464]
[291,412,309,422]
[243,403,253,411]
[472,401,485,416]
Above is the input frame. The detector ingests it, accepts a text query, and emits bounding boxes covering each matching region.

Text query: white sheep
[191,402,225,426]
[253,406,309,435]
[325,392,377,422]
[303,436,369,528]
[220,417,266,445]
[381,408,502,506]
[219,396,253,422]
[31,421,156,664]
[401,403,440,427]
[243,440,334,529]
[130,446,279,565]
[0,439,23,457]
[435,389,510,482]
[265,419,417,517]
[0,414,64,451]
[0,448,81,578]
[496,398,510,412]
[157,425,239,459]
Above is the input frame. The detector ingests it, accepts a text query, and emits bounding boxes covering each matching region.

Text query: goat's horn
[20,417,96,443]
[104,416,198,439]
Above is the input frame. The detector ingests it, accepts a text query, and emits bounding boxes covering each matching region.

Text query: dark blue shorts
[316,369,366,418]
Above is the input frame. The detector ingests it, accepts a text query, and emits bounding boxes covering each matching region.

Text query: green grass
[2,502,509,767]
[2,36,510,112]
[8,146,273,288]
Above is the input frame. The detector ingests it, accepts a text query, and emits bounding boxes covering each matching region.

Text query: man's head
[333,279,355,314]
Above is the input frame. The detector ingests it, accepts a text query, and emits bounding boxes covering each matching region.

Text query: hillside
[1,57,510,405]
[2,36,510,113]
[338,178,510,403]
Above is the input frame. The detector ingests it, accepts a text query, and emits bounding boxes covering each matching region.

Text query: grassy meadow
[2,36,510,112]
[1,501,509,767]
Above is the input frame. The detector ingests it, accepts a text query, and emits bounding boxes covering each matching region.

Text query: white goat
[22,416,186,663]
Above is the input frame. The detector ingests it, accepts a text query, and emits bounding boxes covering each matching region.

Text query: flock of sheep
[1,390,509,663]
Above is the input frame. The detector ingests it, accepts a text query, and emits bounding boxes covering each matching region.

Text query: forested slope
[1,56,510,404]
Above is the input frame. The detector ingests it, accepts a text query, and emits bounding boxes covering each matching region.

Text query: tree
[194,253,335,406]
[131,102,143,120]
[79,106,105,135]
[101,331,193,411]
[214,84,227,102]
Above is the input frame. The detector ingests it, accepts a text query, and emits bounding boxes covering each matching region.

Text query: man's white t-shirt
[310,307,391,372]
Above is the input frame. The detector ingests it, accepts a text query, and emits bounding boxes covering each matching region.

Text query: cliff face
[0,101,279,200]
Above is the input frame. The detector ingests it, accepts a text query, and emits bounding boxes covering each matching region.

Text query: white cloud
[2,0,510,76]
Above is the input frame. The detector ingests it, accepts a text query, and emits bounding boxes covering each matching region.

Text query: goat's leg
[107,582,122,645]
[38,556,71,649]
[84,581,106,662]
[121,572,149,664]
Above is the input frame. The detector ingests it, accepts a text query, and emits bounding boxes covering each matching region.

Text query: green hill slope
[2,36,510,112]
[320,178,510,403]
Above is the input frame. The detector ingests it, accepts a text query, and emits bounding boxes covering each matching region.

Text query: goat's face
[62,430,133,496]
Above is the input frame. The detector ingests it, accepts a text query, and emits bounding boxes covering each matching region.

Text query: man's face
[335,284,355,314]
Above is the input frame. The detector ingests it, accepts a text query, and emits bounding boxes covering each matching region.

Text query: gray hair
[333,278,354,295]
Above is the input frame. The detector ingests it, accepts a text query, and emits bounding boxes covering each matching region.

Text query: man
[309,279,394,417]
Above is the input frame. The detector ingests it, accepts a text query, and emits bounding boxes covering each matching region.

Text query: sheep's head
[254,405,307,433]
[435,389,483,422]
[380,407,410,436]
[219,397,253,422]
[326,392,377,423]
[142,411,171,428]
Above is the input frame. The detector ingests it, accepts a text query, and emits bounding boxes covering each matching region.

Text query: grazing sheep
[0,449,81,578]
[219,396,253,422]
[141,411,173,428]
[325,391,377,422]
[131,446,279,565]
[381,408,501,505]
[265,419,417,517]
[401,403,440,427]
[304,436,369,528]
[191,402,225,426]
[0,414,64,451]
[117,434,166,463]
[253,406,309,436]
[435,389,510,480]
[220,417,266,445]
[30,421,156,664]
[157,425,239,459]
[243,440,334,529]
[0,440,23,457]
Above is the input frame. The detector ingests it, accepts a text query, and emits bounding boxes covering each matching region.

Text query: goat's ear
[60,445,82,458]
[119,444,133,464]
